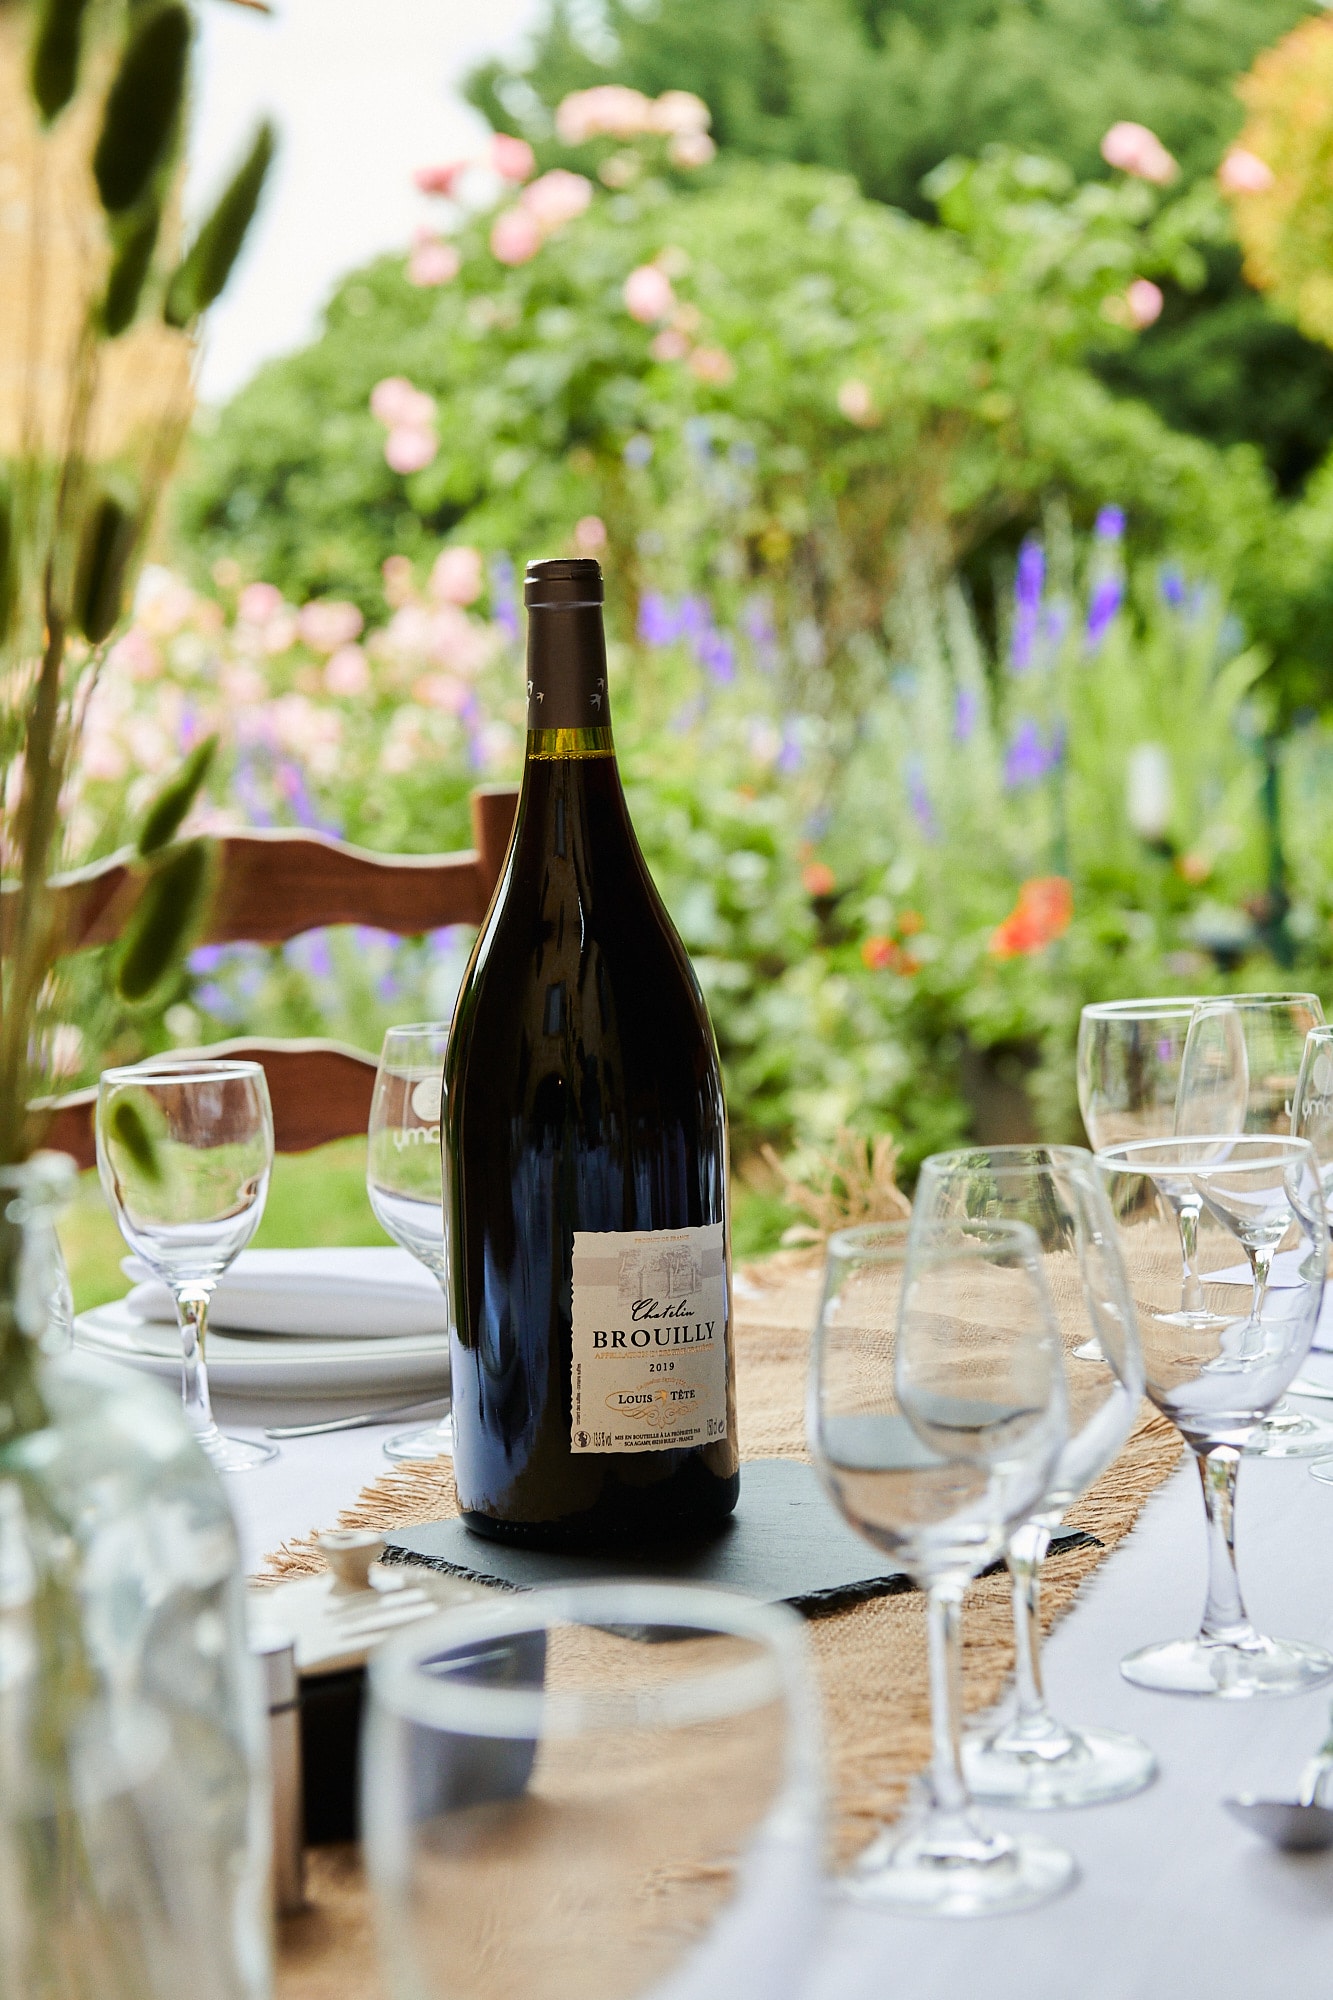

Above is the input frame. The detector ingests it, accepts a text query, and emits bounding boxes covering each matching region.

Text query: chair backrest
[42,783,519,1168]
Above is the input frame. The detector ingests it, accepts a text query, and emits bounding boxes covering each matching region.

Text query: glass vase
[0,1159,271,1999]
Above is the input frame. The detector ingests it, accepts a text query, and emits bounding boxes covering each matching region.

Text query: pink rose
[370,377,436,428]
[837,378,876,425]
[1126,278,1164,329]
[650,91,711,138]
[555,86,654,146]
[520,169,594,231]
[297,599,364,653]
[324,644,372,697]
[492,132,535,183]
[408,238,462,288]
[688,345,735,385]
[667,132,715,169]
[384,426,438,474]
[238,581,284,626]
[1219,147,1275,195]
[649,328,691,362]
[491,205,542,265]
[430,546,485,606]
[574,516,607,553]
[412,671,469,713]
[1100,122,1178,186]
[382,555,416,608]
[624,263,675,323]
[414,160,470,197]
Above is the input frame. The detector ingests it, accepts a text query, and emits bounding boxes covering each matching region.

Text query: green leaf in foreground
[137,735,218,857]
[102,206,161,337]
[165,120,275,327]
[116,840,212,1005]
[29,0,93,123]
[92,3,190,216]
[108,1099,162,1182]
[0,478,14,644]
[74,492,135,644]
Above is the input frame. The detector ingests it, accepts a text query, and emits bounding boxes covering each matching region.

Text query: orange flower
[897,908,924,936]
[802,861,836,898]
[989,877,1073,959]
[861,937,920,976]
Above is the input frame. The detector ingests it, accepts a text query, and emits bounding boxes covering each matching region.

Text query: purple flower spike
[776,725,803,774]
[638,592,680,646]
[954,686,979,742]
[1009,538,1045,673]
[696,629,736,684]
[1085,575,1124,650]
[1003,718,1059,789]
[1094,505,1126,542]
[1159,566,1186,609]
[905,755,938,840]
[678,595,710,642]
[189,944,226,975]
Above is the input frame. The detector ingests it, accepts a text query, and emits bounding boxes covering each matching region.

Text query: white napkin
[122,1247,445,1341]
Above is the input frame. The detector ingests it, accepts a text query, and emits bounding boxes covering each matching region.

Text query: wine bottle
[443,557,740,1549]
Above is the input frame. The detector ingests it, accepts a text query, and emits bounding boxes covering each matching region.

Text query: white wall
[188,0,544,403]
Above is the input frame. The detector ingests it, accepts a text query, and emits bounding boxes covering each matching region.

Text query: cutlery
[264,1397,449,1440]
[1225,1710,1333,1851]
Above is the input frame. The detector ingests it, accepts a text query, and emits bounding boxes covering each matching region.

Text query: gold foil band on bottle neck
[526,727,616,761]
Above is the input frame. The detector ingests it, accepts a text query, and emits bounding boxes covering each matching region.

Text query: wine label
[569,1223,730,1455]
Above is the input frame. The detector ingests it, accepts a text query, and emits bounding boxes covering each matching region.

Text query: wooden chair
[42,783,519,1169]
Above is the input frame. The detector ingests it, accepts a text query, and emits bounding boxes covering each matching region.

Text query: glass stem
[1246,1242,1275,1324]
[925,1582,970,1819]
[1195,1445,1255,1645]
[175,1284,220,1444]
[1005,1521,1062,1740]
[1178,1198,1204,1315]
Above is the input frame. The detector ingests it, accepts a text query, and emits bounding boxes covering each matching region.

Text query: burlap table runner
[269,1250,1182,2000]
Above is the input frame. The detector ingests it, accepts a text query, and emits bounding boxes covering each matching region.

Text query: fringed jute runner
[269,1251,1182,2000]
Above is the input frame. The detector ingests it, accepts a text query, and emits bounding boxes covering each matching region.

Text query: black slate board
[384,1457,1096,1616]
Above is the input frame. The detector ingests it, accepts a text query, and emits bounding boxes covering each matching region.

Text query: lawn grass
[61,1136,792,1314]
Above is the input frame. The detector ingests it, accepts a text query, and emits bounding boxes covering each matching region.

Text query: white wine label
[569,1222,730,1455]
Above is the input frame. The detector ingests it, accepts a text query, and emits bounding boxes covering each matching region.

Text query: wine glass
[367,1023,452,1463]
[1097,1135,1333,1696]
[363,1582,823,2000]
[1077,996,1211,1149]
[1293,1024,1333,1216]
[96,1058,276,1472]
[808,1219,1074,1916]
[1075,996,1213,1359]
[912,1145,1153,1809]
[1177,992,1333,1458]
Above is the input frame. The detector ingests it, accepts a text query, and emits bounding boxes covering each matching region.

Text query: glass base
[199,1429,277,1473]
[1307,1457,1333,1486]
[963,1721,1157,1809]
[1071,1339,1103,1364]
[383,1415,453,1463]
[840,1820,1076,1918]
[1243,1399,1333,1460]
[1121,1632,1333,1698]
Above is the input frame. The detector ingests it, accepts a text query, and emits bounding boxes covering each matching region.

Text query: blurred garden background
[52,0,1333,1299]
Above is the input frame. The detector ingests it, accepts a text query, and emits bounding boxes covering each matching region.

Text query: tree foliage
[469,0,1333,492]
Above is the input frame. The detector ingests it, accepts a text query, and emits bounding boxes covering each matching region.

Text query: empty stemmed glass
[367,1023,452,1463]
[96,1058,276,1472]
[809,1219,1074,1916]
[1292,1025,1333,1486]
[1177,993,1333,1458]
[913,1146,1152,1809]
[364,1583,823,2000]
[1098,1135,1333,1697]
[1075,996,1211,1358]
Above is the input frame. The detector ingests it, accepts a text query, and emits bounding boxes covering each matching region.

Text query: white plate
[74,1299,450,1400]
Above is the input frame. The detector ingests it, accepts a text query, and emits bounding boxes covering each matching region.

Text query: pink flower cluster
[1100,122,1178,186]
[491,169,594,266]
[1218,148,1274,196]
[414,131,537,200]
[622,250,733,381]
[554,85,715,167]
[370,376,438,475]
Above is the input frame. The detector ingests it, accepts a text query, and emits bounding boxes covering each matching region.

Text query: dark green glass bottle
[443,557,740,1549]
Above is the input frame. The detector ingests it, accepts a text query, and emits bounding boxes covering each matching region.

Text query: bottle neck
[526,602,612,748]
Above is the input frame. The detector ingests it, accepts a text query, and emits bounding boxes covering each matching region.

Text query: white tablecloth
[221,1391,1333,1996]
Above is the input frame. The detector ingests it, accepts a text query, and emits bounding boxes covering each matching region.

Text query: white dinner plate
[74,1299,450,1400]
